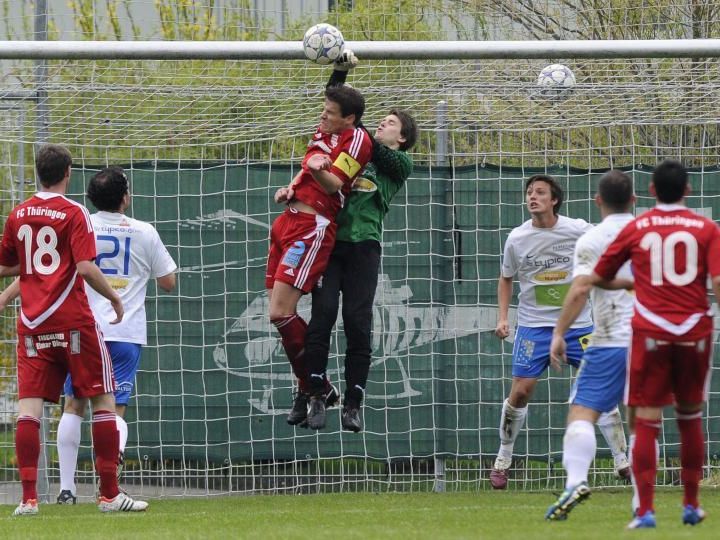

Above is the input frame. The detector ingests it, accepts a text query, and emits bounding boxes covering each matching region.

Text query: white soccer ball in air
[536,64,576,99]
[303,23,345,65]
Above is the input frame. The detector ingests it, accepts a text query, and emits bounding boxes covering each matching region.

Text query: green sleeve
[371,143,413,181]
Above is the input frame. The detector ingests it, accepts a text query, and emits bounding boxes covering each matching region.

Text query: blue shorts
[64,342,142,406]
[569,346,628,413]
[512,325,593,378]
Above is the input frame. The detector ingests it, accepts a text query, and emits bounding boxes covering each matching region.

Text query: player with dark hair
[546,170,635,520]
[490,174,629,489]
[300,52,419,431]
[593,160,720,529]
[268,75,373,424]
[0,145,147,515]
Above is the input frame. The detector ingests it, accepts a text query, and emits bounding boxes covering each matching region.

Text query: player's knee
[63,398,87,416]
[675,402,703,415]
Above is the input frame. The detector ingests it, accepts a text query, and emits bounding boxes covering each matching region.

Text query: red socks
[632,417,661,515]
[271,314,309,393]
[16,415,40,503]
[93,410,120,499]
[677,411,704,508]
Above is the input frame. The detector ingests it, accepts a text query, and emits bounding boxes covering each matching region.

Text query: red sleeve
[69,206,96,263]
[593,219,635,280]
[707,222,720,278]
[329,128,372,184]
[0,213,18,267]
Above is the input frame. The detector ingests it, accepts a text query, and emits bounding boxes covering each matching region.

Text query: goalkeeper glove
[334,49,358,72]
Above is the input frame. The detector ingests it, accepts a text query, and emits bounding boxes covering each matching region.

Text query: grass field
[1,489,719,539]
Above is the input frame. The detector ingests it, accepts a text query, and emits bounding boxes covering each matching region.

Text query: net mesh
[1,1,720,502]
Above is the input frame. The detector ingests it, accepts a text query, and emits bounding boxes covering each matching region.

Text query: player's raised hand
[549,333,567,372]
[306,154,332,172]
[109,295,124,324]
[274,186,294,204]
[494,319,510,339]
[334,49,358,72]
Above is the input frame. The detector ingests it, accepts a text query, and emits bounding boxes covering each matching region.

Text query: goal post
[0,38,719,500]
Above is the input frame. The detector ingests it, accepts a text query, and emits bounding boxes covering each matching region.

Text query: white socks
[597,407,628,460]
[57,413,82,493]
[497,399,528,462]
[563,420,596,488]
[116,415,128,454]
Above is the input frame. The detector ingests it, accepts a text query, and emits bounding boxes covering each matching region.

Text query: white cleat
[614,454,631,480]
[98,491,149,512]
[12,499,38,516]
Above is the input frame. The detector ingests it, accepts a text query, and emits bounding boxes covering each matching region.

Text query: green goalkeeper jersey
[335,143,413,243]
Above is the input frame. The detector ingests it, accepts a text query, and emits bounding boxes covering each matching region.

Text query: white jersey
[572,213,634,348]
[86,211,177,345]
[502,215,593,328]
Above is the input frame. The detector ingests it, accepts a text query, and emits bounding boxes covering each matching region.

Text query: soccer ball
[536,64,576,99]
[303,23,344,65]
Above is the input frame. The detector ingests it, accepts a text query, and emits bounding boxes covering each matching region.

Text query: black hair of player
[652,160,688,203]
[598,170,634,212]
[525,174,563,215]
[325,85,365,126]
[36,144,72,187]
[87,166,129,212]
[389,108,418,151]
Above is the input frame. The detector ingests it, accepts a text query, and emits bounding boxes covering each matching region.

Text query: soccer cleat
[12,499,38,516]
[306,394,327,430]
[490,457,511,490]
[98,492,148,512]
[626,511,656,529]
[545,482,591,521]
[682,505,706,526]
[57,489,77,505]
[341,405,362,432]
[614,455,631,481]
[325,384,340,408]
[287,392,309,426]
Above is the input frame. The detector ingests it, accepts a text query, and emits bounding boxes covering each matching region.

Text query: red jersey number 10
[639,231,698,286]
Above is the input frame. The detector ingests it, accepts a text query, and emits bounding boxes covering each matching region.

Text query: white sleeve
[148,226,177,278]
[572,234,598,278]
[501,234,518,278]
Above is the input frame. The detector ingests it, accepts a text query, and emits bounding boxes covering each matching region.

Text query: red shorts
[265,207,336,293]
[17,324,115,402]
[625,330,712,407]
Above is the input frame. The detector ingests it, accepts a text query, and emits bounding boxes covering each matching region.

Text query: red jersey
[0,192,97,334]
[291,126,372,220]
[594,204,720,339]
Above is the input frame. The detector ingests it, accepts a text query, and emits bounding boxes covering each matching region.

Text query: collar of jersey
[95,210,126,222]
[34,191,63,200]
[604,213,634,221]
[655,203,686,211]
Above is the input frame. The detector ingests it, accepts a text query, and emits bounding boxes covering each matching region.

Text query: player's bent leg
[597,408,630,479]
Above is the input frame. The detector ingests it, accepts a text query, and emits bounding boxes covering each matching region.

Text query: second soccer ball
[303,23,345,65]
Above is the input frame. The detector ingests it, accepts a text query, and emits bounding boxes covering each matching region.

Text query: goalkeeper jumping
[294,50,419,432]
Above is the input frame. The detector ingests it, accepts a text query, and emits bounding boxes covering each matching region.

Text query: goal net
[1,10,720,503]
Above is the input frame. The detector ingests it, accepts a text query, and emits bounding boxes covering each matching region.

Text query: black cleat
[287,392,309,426]
[341,405,362,432]
[307,395,327,430]
[57,490,77,505]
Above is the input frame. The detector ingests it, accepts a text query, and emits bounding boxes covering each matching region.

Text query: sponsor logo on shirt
[351,176,377,193]
[535,270,568,282]
[552,242,575,252]
[107,277,130,290]
[526,254,571,268]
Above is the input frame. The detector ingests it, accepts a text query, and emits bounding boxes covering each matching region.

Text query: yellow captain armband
[333,152,361,178]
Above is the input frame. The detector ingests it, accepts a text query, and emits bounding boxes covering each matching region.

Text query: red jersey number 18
[17,224,61,275]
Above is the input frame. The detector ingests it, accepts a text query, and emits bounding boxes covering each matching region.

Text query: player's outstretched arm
[76,260,123,324]
[326,49,358,89]
[550,275,592,371]
[589,272,633,290]
[0,277,20,310]
[494,275,513,339]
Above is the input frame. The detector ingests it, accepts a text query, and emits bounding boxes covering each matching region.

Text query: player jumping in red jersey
[268,85,372,427]
[0,144,147,515]
[592,160,720,529]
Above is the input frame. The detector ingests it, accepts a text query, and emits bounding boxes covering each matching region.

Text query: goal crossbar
[1,39,720,60]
